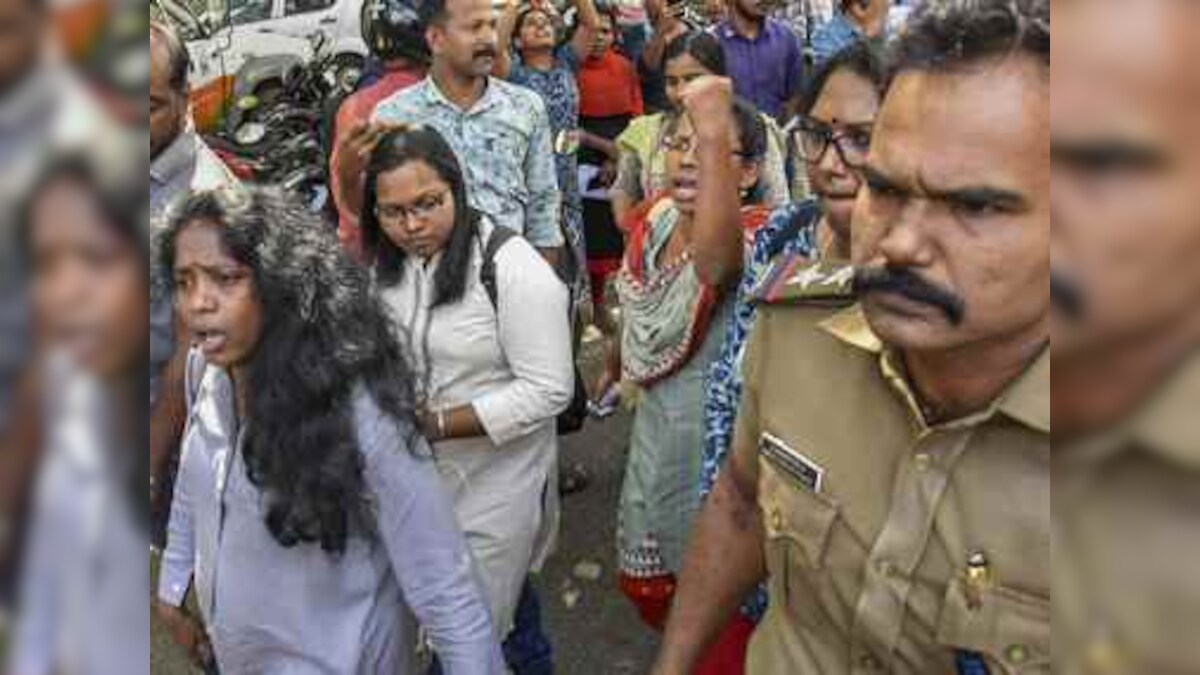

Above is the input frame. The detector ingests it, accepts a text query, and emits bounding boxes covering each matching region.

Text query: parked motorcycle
[204,32,354,222]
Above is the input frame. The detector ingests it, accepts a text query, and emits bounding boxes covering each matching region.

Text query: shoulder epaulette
[752,257,856,307]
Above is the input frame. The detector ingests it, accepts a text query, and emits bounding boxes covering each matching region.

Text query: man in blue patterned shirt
[373,0,564,265]
[809,0,912,68]
[699,40,887,627]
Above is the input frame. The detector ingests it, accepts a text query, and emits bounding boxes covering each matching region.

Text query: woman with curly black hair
[153,186,503,674]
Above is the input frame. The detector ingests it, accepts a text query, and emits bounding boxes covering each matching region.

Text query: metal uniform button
[877,559,898,579]
[769,508,784,533]
[859,653,881,670]
[963,551,992,611]
[914,452,932,472]
[1006,644,1030,665]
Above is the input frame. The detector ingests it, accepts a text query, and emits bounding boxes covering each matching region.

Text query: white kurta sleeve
[471,240,574,446]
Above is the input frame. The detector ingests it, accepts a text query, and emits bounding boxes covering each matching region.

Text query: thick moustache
[853,265,967,325]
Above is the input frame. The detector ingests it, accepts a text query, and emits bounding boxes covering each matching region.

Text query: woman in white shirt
[9,151,149,675]
[154,187,503,674]
[361,126,574,649]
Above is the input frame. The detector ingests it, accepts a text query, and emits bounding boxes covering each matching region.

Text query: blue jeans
[429,578,553,675]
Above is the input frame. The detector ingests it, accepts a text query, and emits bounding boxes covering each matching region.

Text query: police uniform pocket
[937,577,1052,674]
[760,458,839,567]
[759,455,840,628]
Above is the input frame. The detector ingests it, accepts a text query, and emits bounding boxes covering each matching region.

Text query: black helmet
[362,0,430,64]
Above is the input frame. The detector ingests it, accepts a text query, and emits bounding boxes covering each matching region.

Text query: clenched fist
[679,76,736,141]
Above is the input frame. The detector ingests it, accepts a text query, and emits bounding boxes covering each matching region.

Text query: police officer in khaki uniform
[1053,1,1200,672]
[652,1,1051,673]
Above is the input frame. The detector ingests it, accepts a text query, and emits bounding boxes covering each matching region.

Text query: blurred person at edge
[362,0,566,269]
[330,0,428,257]
[361,126,572,671]
[0,0,118,604]
[0,0,97,442]
[146,20,238,550]
[7,149,150,675]
[653,1,1051,672]
[1053,0,1200,671]
[689,39,886,675]
[155,187,504,674]
[610,78,770,640]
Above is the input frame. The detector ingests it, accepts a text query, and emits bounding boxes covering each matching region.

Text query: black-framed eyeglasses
[661,134,752,161]
[791,116,873,169]
[375,189,450,225]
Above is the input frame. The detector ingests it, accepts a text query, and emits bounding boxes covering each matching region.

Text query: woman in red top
[576,8,644,317]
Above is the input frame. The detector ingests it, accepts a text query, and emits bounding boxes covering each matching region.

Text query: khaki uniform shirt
[736,287,1051,674]
[1057,349,1200,675]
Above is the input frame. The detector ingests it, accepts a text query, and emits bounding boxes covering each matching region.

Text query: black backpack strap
[480,225,519,311]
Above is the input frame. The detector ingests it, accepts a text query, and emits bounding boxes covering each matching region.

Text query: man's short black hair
[418,0,449,27]
[149,20,191,92]
[889,0,1050,77]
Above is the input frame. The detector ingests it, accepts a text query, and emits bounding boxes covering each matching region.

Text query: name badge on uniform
[760,432,825,494]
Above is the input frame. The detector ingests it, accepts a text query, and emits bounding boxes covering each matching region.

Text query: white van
[155,0,367,130]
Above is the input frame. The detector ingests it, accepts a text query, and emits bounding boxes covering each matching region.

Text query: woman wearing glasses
[692,40,887,673]
[594,30,793,410]
[610,31,791,228]
[361,126,574,665]
[608,76,772,649]
[784,40,885,261]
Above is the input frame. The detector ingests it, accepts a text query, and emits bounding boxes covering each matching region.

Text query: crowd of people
[4,0,1200,673]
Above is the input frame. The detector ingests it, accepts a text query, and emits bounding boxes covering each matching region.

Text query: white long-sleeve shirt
[157,352,504,674]
[7,361,149,675]
[380,217,573,635]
